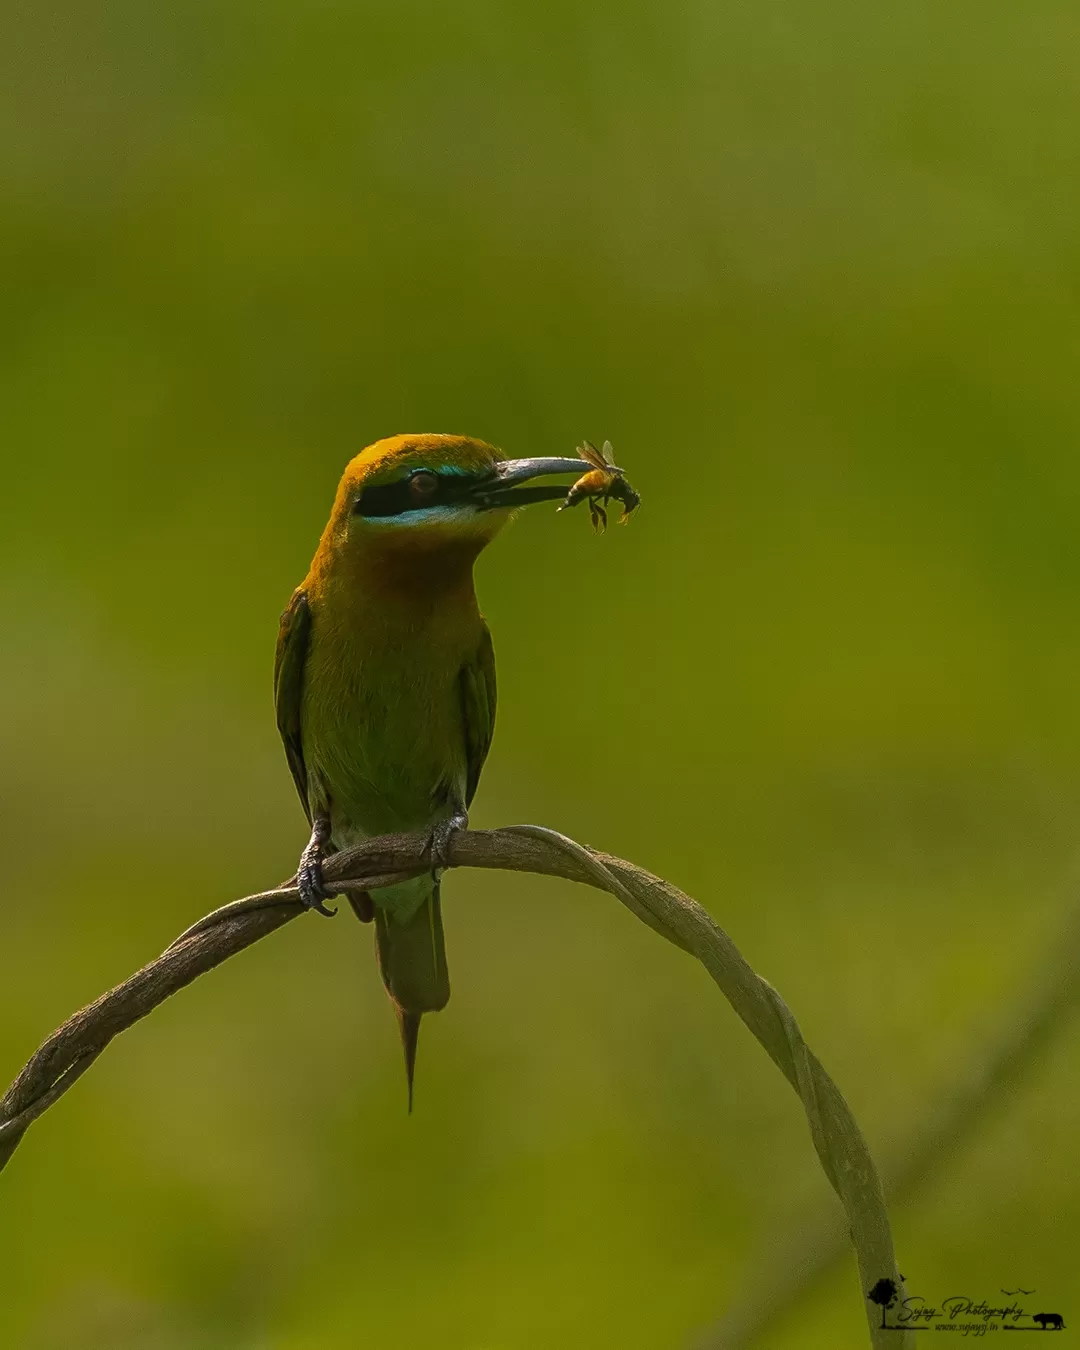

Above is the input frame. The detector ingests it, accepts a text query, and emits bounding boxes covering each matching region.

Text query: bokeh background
[4,1,1080,1345]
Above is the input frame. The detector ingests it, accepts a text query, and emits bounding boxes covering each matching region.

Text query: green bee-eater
[274,434,592,1105]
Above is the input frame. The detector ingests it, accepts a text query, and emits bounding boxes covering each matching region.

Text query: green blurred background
[3,1,1080,1345]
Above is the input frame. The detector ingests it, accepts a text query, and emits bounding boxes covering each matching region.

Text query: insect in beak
[557,440,641,532]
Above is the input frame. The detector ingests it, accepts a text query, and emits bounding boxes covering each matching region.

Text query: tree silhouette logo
[867,1278,901,1329]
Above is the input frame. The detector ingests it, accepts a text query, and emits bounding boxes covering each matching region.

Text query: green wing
[459,623,497,808]
[274,587,313,822]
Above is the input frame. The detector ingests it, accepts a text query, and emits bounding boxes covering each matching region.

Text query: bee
[558,440,641,532]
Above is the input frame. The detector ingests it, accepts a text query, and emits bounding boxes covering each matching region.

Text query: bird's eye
[409,470,440,502]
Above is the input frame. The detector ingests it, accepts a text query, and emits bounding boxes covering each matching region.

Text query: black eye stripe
[353,470,473,518]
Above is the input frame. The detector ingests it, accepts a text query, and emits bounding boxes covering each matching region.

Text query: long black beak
[470,456,607,510]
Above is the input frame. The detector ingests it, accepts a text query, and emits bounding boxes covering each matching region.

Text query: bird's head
[320,434,592,570]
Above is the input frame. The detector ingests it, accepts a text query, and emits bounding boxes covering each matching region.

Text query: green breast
[300,600,475,843]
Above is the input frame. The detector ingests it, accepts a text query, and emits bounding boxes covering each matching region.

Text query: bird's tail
[373,881,450,1110]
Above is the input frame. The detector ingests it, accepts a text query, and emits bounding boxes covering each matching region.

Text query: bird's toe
[428,812,468,873]
[297,856,337,917]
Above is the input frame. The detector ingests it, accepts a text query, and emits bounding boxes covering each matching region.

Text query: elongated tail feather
[374,883,450,1109]
[395,1008,422,1114]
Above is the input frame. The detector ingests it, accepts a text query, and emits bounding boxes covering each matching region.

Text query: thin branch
[0,826,911,1349]
[702,882,1080,1348]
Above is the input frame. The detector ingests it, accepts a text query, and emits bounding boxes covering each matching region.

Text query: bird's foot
[428,811,468,876]
[298,855,336,917]
[297,817,337,917]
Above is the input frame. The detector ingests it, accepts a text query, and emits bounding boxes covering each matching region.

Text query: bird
[274,433,593,1107]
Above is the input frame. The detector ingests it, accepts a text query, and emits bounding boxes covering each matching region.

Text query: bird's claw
[295,816,337,917]
[428,812,467,876]
[297,847,334,912]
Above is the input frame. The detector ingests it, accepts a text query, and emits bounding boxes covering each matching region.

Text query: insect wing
[577,440,608,472]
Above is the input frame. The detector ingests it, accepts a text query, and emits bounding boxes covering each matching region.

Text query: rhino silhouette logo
[1032,1311,1065,1330]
